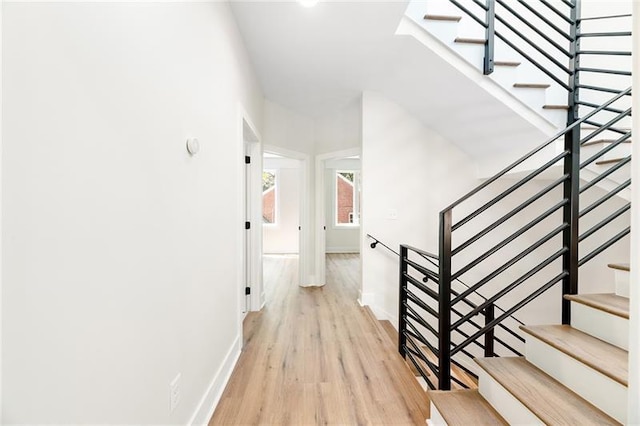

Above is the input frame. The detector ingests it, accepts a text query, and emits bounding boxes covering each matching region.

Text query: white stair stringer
[395,15,558,144]
[523,333,627,424]
[404,2,568,128]
[613,268,630,298]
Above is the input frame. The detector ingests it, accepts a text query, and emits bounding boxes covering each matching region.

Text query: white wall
[315,98,362,155]
[263,159,301,254]
[628,2,639,423]
[361,91,477,320]
[2,3,262,424]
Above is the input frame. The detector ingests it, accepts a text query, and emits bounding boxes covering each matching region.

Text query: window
[262,170,277,224]
[335,170,360,226]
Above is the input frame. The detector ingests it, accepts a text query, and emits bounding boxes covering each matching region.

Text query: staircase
[394,1,633,424]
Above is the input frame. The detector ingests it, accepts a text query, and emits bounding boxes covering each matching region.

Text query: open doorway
[315,149,361,287]
[262,147,310,292]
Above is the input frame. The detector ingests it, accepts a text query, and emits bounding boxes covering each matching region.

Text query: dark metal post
[561,0,581,325]
[438,210,453,390]
[399,245,408,358]
[484,0,496,74]
[484,303,495,357]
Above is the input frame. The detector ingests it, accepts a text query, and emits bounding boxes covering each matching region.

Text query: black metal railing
[449,0,576,90]
[435,86,631,389]
[392,0,632,391]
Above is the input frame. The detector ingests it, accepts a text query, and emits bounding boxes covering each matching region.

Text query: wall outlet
[169,373,181,413]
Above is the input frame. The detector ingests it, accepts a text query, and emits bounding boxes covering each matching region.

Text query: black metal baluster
[399,245,408,358]
[561,0,581,325]
[438,210,453,390]
[484,0,495,74]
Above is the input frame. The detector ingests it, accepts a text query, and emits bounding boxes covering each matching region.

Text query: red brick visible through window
[337,174,354,224]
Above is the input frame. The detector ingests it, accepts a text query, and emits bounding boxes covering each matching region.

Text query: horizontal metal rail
[579,203,631,242]
[515,0,573,38]
[580,156,631,193]
[451,247,567,330]
[453,175,568,256]
[453,151,569,231]
[577,100,626,115]
[578,67,632,76]
[406,289,438,318]
[577,50,631,56]
[580,111,632,146]
[452,223,568,304]
[583,120,630,136]
[577,84,632,95]
[494,31,571,89]
[579,179,631,218]
[580,132,632,168]
[453,199,568,280]
[579,13,632,21]
[495,0,572,57]
[450,271,568,356]
[539,0,574,25]
[579,227,631,266]
[578,31,632,38]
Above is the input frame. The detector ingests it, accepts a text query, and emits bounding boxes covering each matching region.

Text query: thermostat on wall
[186,138,200,155]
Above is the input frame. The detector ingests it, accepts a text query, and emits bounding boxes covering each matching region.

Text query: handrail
[398,0,632,391]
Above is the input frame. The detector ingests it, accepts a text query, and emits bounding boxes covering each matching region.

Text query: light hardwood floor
[209,253,430,425]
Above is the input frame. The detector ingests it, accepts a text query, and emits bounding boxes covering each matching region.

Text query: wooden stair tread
[514,83,551,89]
[582,138,631,147]
[596,157,628,165]
[424,14,462,22]
[608,262,630,271]
[520,324,628,386]
[494,60,521,67]
[454,37,485,45]
[564,293,629,319]
[475,357,620,425]
[543,104,570,110]
[429,389,507,425]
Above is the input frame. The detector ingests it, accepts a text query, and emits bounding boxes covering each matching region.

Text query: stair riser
[525,336,627,424]
[477,369,544,425]
[427,403,448,426]
[571,301,629,350]
[614,269,630,298]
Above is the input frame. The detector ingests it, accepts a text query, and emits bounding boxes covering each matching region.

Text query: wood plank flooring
[209,254,430,425]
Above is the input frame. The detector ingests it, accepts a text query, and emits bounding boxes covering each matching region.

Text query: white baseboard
[188,335,242,425]
[326,246,360,254]
[358,291,376,307]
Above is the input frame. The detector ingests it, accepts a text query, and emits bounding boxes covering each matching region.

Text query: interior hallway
[209,253,430,425]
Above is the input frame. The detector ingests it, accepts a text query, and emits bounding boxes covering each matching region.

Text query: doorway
[315,148,362,286]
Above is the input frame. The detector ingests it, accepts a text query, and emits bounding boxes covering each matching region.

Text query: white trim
[262,145,312,287]
[629,4,640,423]
[188,336,242,426]
[325,247,360,254]
[0,1,3,419]
[238,105,263,316]
[315,148,361,287]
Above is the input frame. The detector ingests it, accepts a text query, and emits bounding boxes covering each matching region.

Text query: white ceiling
[230,1,549,159]
[230,1,409,118]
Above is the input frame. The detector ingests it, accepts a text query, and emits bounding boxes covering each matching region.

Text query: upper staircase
[390,1,633,424]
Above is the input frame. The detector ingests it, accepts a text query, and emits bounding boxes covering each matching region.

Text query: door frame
[314,147,361,286]
[263,144,312,287]
[238,106,262,323]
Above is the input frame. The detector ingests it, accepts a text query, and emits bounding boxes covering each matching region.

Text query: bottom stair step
[429,389,507,426]
[476,357,620,425]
